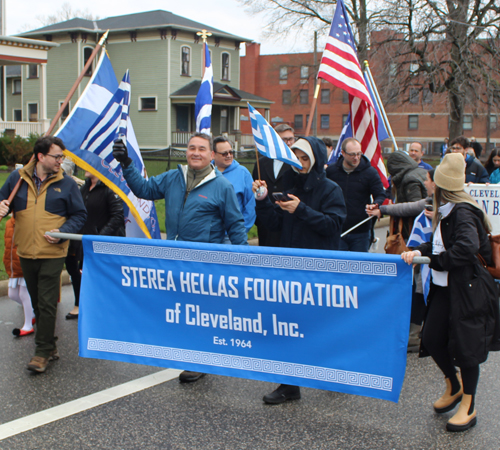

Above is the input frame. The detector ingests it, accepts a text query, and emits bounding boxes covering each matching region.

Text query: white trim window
[181,46,191,76]
[12,79,21,94]
[139,97,158,111]
[221,52,230,81]
[83,46,95,76]
[27,103,38,122]
[27,64,38,79]
[59,101,71,125]
[13,109,22,121]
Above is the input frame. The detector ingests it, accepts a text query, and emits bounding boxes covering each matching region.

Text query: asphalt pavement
[1,227,500,449]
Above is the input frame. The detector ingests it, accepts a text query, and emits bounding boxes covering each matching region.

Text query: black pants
[422,285,479,395]
[20,257,65,358]
[65,254,82,307]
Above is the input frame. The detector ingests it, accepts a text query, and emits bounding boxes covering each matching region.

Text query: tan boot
[446,394,477,432]
[433,376,463,413]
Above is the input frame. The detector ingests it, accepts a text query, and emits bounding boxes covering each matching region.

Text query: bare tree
[375,0,500,139]
[36,2,99,26]
[240,0,500,140]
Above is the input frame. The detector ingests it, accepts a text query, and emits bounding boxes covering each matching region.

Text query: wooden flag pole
[305,81,321,137]
[3,30,110,210]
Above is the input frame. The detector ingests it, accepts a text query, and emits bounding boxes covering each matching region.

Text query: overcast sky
[6,0,317,55]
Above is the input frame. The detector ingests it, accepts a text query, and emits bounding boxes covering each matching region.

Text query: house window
[28,103,38,122]
[490,115,498,130]
[423,88,432,104]
[300,65,309,79]
[221,52,230,81]
[463,114,473,130]
[83,47,94,76]
[389,63,397,77]
[294,115,303,129]
[342,90,349,104]
[181,46,191,76]
[140,97,157,111]
[282,90,291,105]
[59,101,70,124]
[408,115,419,130]
[279,66,288,80]
[299,89,308,104]
[409,88,419,104]
[12,79,21,94]
[221,108,228,133]
[28,64,38,79]
[320,114,330,129]
[409,63,419,74]
[342,114,349,127]
[13,109,22,121]
[321,89,330,104]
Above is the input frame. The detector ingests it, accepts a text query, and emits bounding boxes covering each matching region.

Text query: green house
[13,10,271,149]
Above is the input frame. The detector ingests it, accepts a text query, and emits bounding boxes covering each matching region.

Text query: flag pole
[3,30,109,210]
[197,29,212,78]
[305,81,321,137]
[363,61,398,151]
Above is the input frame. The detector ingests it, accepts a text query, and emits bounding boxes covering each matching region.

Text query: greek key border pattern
[92,242,397,277]
[87,338,393,392]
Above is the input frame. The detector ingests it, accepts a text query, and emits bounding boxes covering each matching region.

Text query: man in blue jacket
[326,138,386,252]
[212,136,255,237]
[112,132,247,383]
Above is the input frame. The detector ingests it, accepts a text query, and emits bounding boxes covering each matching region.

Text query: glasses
[45,153,65,162]
[215,151,234,157]
[450,146,464,152]
[282,137,296,144]
[344,151,363,158]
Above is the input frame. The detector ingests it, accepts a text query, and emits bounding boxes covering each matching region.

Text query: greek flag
[407,211,433,303]
[195,43,213,134]
[56,51,160,239]
[328,113,352,165]
[248,103,302,169]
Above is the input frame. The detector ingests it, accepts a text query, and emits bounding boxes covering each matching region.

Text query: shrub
[0,133,39,166]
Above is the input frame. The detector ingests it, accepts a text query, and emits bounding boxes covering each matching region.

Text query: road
[1,234,500,449]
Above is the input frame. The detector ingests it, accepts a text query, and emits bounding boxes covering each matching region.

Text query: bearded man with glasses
[326,137,386,252]
[0,136,87,373]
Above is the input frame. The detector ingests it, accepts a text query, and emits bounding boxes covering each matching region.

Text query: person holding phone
[252,137,346,404]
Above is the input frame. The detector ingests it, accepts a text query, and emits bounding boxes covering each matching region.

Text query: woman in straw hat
[402,152,499,432]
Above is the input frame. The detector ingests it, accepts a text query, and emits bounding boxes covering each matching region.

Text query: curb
[0,270,71,299]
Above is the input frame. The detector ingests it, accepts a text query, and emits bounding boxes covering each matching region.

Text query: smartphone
[424,204,433,212]
[272,192,289,202]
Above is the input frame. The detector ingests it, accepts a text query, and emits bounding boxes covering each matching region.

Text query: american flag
[318,0,388,187]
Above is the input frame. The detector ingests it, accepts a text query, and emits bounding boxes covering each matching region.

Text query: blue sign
[79,236,412,403]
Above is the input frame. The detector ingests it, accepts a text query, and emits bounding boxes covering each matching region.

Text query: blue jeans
[339,231,371,253]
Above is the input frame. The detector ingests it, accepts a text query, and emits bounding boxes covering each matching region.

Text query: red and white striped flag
[317,0,388,187]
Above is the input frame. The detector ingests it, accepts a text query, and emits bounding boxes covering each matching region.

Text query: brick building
[240,42,500,155]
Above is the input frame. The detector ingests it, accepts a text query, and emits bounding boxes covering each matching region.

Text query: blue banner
[79,236,412,402]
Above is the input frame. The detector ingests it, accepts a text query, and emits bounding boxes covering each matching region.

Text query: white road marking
[0,368,181,441]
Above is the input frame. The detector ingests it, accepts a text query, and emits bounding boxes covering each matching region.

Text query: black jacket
[417,203,499,367]
[252,156,291,247]
[326,155,386,233]
[256,137,346,251]
[465,156,489,183]
[80,179,125,237]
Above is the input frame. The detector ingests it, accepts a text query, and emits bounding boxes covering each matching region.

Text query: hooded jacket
[326,155,386,234]
[256,137,346,250]
[0,160,87,259]
[387,151,428,203]
[465,154,489,183]
[218,160,256,232]
[123,162,248,245]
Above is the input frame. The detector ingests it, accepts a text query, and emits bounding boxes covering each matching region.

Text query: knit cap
[434,153,465,191]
